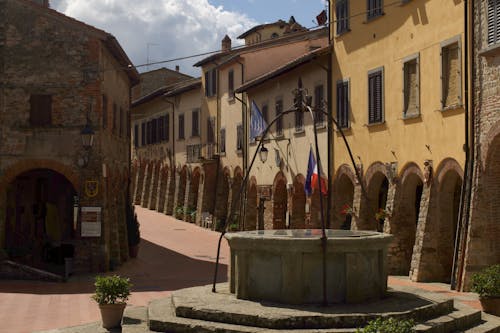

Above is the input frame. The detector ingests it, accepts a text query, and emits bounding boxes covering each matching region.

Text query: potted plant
[126,204,140,258]
[92,275,132,329]
[357,317,415,333]
[471,264,500,316]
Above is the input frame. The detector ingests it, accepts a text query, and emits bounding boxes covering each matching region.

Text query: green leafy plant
[126,204,140,246]
[375,208,391,221]
[357,317,415,333]
[91,275,132,305]
[174,205,185,218]
[471,264,500,297]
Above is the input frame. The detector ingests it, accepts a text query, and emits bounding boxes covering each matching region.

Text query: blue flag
[250,100,266,140]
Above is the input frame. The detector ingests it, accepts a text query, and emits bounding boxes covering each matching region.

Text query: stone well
[225,229,393,304]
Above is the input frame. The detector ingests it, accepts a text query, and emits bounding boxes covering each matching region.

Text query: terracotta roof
[235,45,331,93]
[131,78,201,107]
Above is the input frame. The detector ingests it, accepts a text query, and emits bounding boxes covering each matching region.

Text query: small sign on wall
[81,206,102,237]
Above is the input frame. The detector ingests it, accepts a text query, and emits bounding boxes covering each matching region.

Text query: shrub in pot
[126,204,140,258]
[356,317,415,333]
[471,264,500,316]
[92,275,132,329]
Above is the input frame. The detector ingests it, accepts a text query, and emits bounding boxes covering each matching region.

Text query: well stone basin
[225,229,393,304]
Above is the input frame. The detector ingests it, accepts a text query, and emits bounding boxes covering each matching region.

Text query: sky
[50,0,328,77]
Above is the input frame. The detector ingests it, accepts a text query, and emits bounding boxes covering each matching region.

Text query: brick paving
[0,206,481,333]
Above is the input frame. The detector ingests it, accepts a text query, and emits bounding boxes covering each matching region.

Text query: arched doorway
[215,168,230,228]
[436,169,462,283]
[392,168,423,275]
[291,175,306,229]
[364,168,389,231]
[333,167,355,230]
[5,169,76,275]
[187,168,201,223]
[175,167,187,218]
[230,168,244,229]
[272,173,287,230]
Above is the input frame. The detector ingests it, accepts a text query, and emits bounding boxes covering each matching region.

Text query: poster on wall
[81,206,102,237]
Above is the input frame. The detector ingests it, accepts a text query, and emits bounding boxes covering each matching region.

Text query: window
[134,124,139,147]
[207,117,215,143]
[336,0,349,35]
[141,122,146,146]
[220,128,226,153]
[314,85,325,126]
[187,144,202,163]
[205,69,217,97]
[228,69,234,99]
[441,39,461,109]
[236,124,243,151]
[29,94,52,126]
[488,0,500,45]
[295,108,304,132]
[275,99,283,136]
[368,68,384,124]
[158,116,164,142]
[262,104,269,125]
[336,80,349,129]
[192,109,200,137]
[147,120,153,144]
[151,118,157,143]
[112,103,117,134]
[178,114,185,139]
[367,0,383,20]
[403,55,420,118]
[102,95,108,129]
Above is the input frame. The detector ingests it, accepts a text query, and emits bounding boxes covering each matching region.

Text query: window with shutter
[314,85,325,127]
[30,94,52,127]
[488,0,500,45]
[205,69,217,97]
[336,0,349,35]
[228,70,234,99]
[134,125,139,147]
[220,128,226,153]
[367,0,383,20]
[141,122,146,146]
[276,99,283,136]
[102,95,108,129]
[441,40,461,109]
[368,68,384,124]
[336,80,349,129]
[192,109,200,137]
[403,55,420,118]
[207,117,215,143]
[236,124,243,151]
[295,109,304,132]
[178,114,185,140]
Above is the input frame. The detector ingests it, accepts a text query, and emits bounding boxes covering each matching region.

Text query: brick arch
[480,120,500,169]
[233,166,243,178]
[245,176,258,230]
[390,162,424,275]
[272,171,287,229]
[434,158,463,191]
[291,174,306,229]
[0,159,80,191]
[333,164,356,230]
[363,162,389,231]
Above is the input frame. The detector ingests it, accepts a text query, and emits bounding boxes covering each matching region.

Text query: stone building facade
[456,0,500,289]
[0,0,139,276]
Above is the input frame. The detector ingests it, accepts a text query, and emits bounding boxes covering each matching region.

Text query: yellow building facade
[330,0,466,283]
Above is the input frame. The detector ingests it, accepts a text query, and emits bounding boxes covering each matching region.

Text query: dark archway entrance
[291,175,306,229]
[333,173,355,230]
[272,175,287,230]
[245,179,258,231]
[5,169,76,275]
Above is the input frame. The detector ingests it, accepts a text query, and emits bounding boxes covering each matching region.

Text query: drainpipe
[327,0,333,229]
[451,0,473,291]
[236,59,247,228]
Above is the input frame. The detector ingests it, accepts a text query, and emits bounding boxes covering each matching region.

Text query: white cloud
[50,0,257,76]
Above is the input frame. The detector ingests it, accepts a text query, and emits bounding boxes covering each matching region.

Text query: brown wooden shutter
[442,43,460,108]
[29,94,52,126]
[404,58,419,117]
[488,1,500,45]
[368,71,383,124]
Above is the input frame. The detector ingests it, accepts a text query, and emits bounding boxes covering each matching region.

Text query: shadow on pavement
[0,239,227,295]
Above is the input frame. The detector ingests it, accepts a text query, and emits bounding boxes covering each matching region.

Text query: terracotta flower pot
[480,296,500,316]
[99,303,126,329]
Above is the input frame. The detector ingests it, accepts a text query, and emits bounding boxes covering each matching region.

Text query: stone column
[164,172,176,215]
[155,166,164,211]
[183,175,191,222]
[140,163,150,207]
[147,163,157,209]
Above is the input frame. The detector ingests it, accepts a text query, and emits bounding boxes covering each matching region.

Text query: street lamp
[259,145,269,163]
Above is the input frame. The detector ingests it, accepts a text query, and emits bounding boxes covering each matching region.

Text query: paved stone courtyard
[0,206,486,333]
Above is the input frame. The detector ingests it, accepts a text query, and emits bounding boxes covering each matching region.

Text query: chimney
[175,65,180,72]
[221,35,232,52]
[32,0,50,7]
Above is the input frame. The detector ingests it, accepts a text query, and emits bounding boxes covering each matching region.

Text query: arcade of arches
[132,155,497,286]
